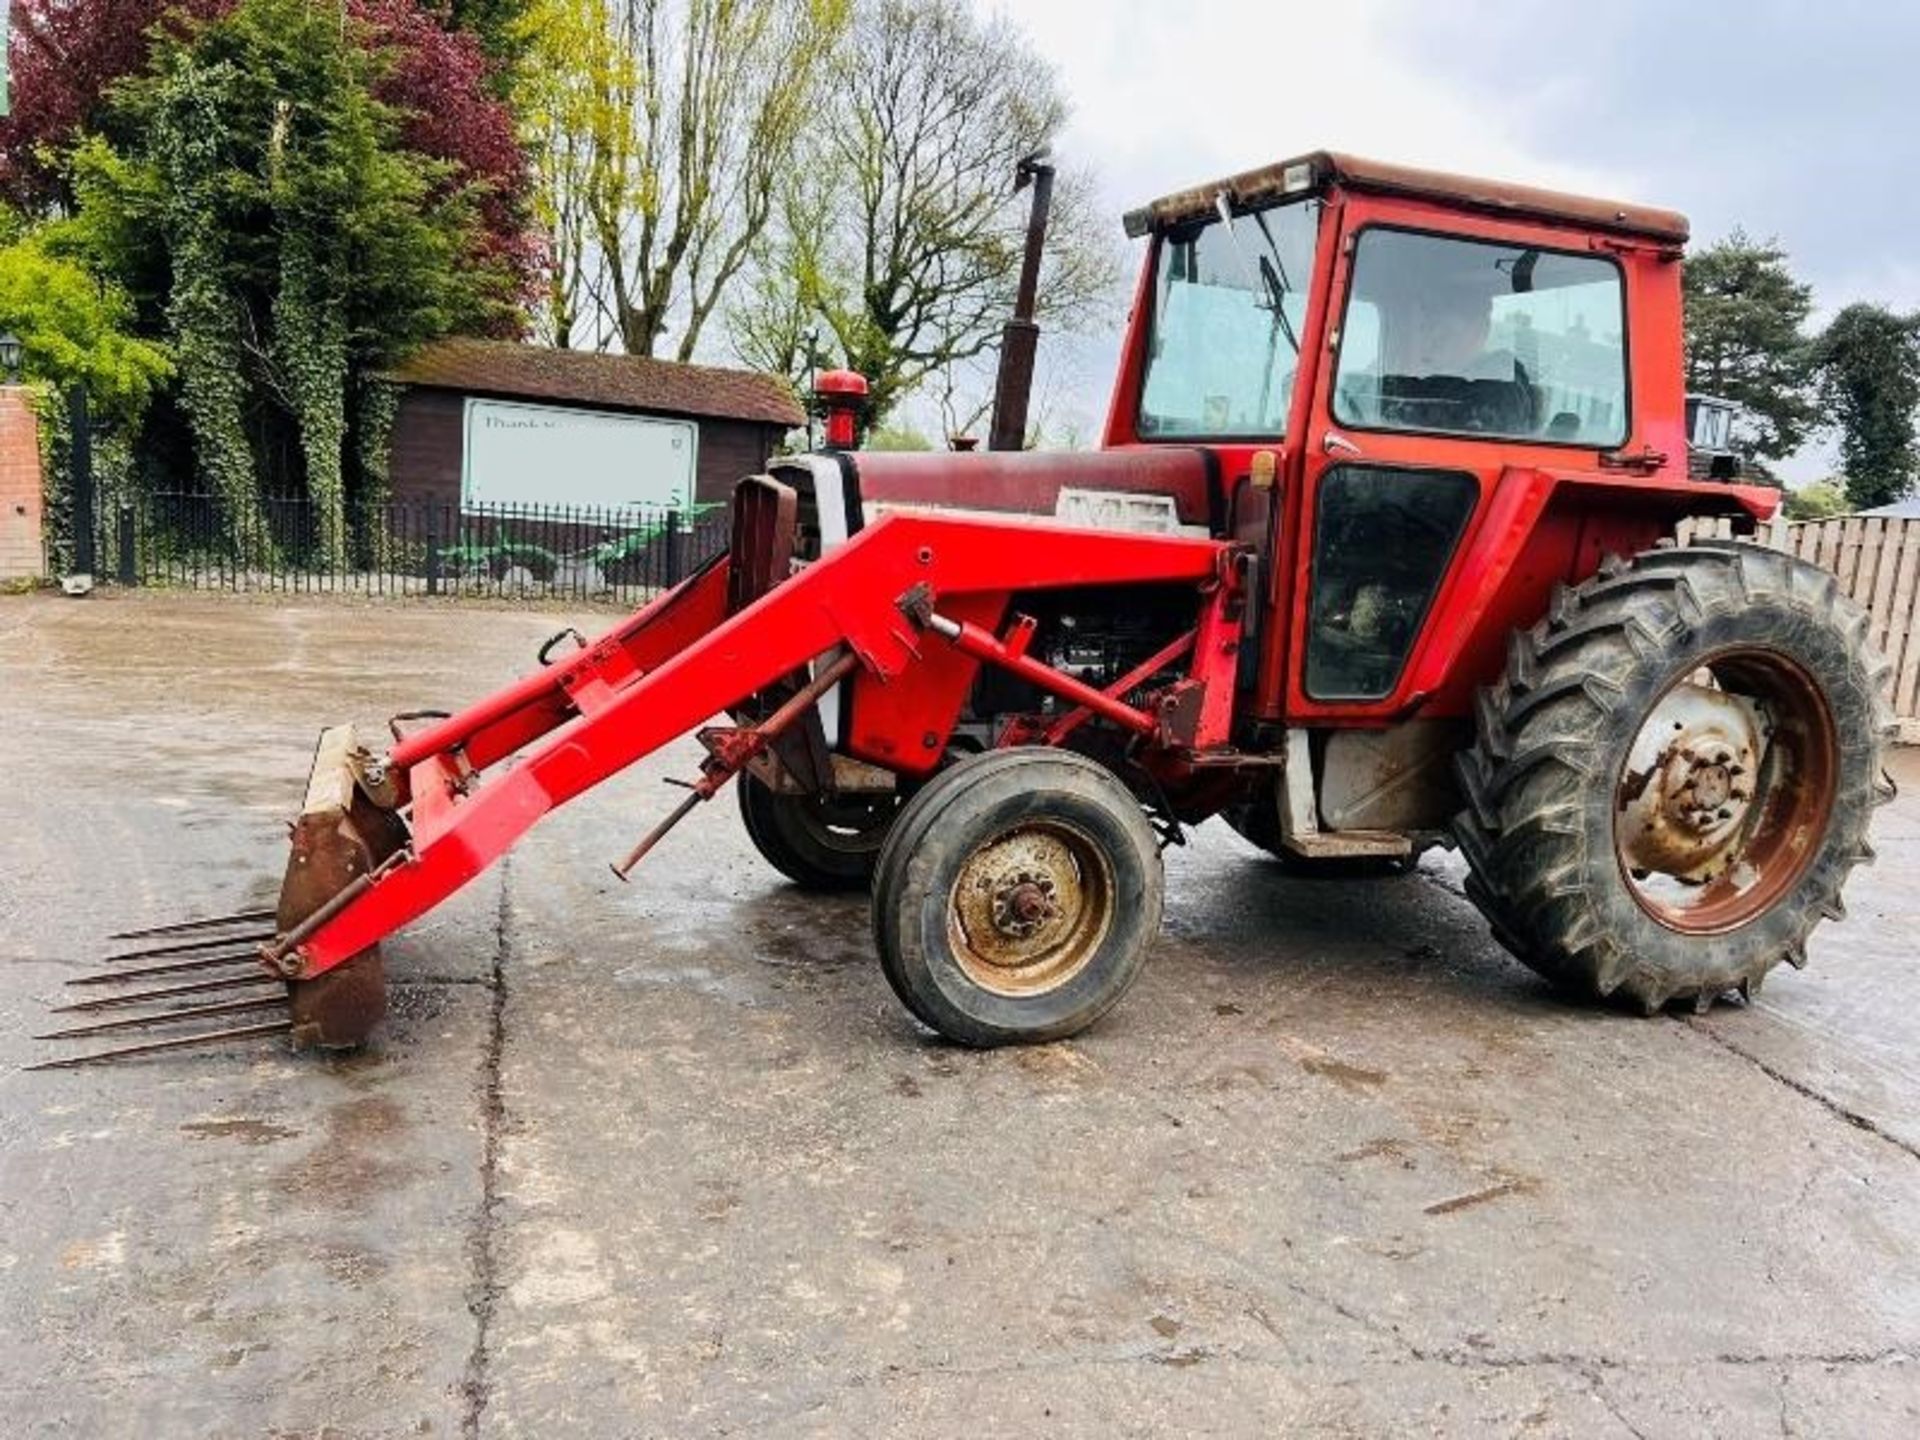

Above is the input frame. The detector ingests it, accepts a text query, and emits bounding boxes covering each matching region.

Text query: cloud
[1380,0,1920,313]
[956,0,1652,443]
[933,0,1912,474]
[978,0,1636,206]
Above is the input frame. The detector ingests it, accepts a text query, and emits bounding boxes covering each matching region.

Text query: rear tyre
[738,773,899,891]
[872,748,1164,1046]
[1454,542,1893,1013]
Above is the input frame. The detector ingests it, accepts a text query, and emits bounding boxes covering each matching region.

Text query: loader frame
[272,492,1243,982]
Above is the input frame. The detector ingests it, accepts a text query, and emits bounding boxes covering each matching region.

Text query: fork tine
[53,975,285,1014]
[35,996,290,1042]
[107,908,277,942]
[102,931,279,963]
[25,1021,295,1070]
[67,952,270,986]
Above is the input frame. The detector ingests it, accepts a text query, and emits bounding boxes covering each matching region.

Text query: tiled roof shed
[378,340,805,507]
[382,339,805,428]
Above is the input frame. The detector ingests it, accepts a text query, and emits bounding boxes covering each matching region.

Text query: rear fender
[1398,467,1780,716]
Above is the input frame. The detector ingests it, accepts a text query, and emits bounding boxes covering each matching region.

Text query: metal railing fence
[83,493,730,605]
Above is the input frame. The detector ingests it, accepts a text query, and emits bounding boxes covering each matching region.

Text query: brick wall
[0,387,44,583]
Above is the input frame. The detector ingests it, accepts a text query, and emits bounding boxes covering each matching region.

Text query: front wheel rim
[946,819,1116,997]
[1613,648,1838,935]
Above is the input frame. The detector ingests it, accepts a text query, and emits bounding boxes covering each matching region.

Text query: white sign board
[462,398,698,510]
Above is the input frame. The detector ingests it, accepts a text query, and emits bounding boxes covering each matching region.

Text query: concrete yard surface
[2,591,1918,1438]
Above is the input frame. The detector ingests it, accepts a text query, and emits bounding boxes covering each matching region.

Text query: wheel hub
[1612,649,1839,936]
[990,872,1060,938]
[1618,680,1763,882]
[947,822,1113,997]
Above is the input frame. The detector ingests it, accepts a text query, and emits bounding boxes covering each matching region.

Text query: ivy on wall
[143,59,276,561]
[276,232,351,568]
[31,383,137,575]
[353,376,402,566]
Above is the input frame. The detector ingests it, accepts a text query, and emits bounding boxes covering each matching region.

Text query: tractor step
[1281,829,1413,860]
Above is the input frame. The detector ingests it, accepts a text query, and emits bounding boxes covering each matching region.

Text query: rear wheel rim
[1613,647,1838,934]
[947,819,1115,997]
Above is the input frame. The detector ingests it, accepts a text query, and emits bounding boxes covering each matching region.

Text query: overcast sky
[969,0,1918,477]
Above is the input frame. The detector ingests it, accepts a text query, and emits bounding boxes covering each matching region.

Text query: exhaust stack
[988,152,1056,453]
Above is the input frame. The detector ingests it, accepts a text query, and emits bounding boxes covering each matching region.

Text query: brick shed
[380,341,804,510]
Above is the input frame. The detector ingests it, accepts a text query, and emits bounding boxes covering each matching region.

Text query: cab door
[1279,199,1637,722]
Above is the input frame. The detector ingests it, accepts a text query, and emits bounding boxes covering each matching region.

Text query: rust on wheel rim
[947,820,1115,997]
[1614,648,1838,935]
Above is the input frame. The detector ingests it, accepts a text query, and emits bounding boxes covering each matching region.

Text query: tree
[0,0,226,206]
[74,0,512,561]
[519,0,848,357]
[0,230,172,421]
[358,0,536,305]
[448,0,535,88]
[1683,232,1818,463]
[2,0,530,291]
[1782,479,1851,521]
[730,0,1121,427]
[1813,303,1920,511]
[865,424,933,451]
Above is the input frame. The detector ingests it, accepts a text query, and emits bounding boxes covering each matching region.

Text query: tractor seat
[1374,374,1536,436]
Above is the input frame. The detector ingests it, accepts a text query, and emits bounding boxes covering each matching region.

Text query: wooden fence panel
[1676,512,1920,741]
[1870,517,1904,655]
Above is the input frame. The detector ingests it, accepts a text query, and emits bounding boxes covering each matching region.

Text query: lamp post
[0,333,22,384]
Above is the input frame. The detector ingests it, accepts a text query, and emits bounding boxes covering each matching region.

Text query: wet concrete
[3,591,1918,1437]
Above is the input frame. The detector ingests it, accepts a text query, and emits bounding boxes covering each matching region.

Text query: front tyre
[1455,542,1893,1012]
[872,749,1164,1046]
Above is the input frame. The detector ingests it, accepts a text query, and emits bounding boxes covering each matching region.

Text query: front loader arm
[281,510,1227,982]
[388,549,736,778]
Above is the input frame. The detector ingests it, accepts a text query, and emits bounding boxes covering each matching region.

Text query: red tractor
[44,151,1892,1065]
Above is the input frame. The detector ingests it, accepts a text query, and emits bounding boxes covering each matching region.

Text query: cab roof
[1124,150,1690,246]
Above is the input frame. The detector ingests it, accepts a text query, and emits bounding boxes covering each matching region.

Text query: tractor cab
[1096,151,1773,726]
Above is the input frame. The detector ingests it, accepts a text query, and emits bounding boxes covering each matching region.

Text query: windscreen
[1332,228,1628,445]
[1138,198,1321,439]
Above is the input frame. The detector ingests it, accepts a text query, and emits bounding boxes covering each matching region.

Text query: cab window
[1333,229,1628,446]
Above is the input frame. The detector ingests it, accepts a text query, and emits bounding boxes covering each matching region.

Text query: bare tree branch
[730,0,1122,425]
